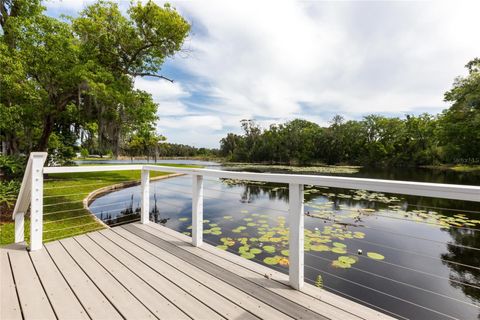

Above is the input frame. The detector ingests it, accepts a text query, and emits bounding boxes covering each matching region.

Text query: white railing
[12,152,480,290]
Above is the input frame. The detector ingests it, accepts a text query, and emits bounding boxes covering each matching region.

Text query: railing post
[14,213,24,243]
[192,174,204,247]
[289,183,304,290]
[141,169,150,224]
[29,154,45,251]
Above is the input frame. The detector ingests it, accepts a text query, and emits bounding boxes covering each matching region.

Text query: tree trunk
[37,115,54,151]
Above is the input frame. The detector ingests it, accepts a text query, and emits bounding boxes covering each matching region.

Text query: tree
[0,0,190,162]
[439,58,480,164]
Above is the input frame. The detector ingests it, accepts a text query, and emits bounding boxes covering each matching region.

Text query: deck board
[0,248,22,320]
[29,248,88,319]
[45,241,123,319]
[140,223,364,320]
[79,233,211,320]
[111,227,287,320]
[93,230,258,320]
[146,222,392,320]
[1,222,394,320]
[124,223,327,320]
[59,237,155,319]
[8,247,56,320]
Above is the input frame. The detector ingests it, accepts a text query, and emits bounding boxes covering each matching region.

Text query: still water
[87,161,480,320]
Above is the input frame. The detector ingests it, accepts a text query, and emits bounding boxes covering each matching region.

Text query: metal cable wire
[304,252,478,308]
[43,200,84,207]
[44,192,92,199]
[44,180,137,190]
[44,208,86,216]
[202,237,422,320]
[310,245,480,291]
[43,214,93,224]
[157,184,480,251]
[155,185,289,213]
[332,235,480,272]
[162,179,480,233]
[304,265,459,320]
[43,222,100,233]
[303,277,410,320]
[43,226,105,242]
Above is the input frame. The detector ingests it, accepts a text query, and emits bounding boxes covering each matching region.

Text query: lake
[86,160,480,320]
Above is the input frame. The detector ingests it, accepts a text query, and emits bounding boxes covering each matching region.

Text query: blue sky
[45,0,480,148]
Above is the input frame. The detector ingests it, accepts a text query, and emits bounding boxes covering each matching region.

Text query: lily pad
[331,259,351,269]
[264,257,279,265]
[281,249,289,256]
[333,242,346,248]
[241,252,255,259]
[331,247,347,254]
[263,245,276,253]
[367,252,385,260]
[179,217,189,222]
[250,248,262,254]
[216,245,228,250]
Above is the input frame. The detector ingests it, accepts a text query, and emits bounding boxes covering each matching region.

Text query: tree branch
[132,72,174,83]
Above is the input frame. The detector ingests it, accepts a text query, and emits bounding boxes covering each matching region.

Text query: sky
[45,0,480,148]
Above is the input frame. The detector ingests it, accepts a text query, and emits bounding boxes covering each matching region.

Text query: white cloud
[45,0,480,147]
[134,78,191,116]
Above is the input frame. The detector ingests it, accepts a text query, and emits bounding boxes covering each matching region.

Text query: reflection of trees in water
[150,193,169,224]
[441,228,480,309]
[100,194,169,226]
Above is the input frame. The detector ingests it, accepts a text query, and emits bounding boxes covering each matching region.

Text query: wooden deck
[1,222,393,320]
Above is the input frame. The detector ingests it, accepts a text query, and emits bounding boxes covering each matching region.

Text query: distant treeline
[157,143,219,158]
[220,59,480,167]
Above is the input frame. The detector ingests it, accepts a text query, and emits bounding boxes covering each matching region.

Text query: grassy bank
[422,164,480,172]
[0,164,197,246]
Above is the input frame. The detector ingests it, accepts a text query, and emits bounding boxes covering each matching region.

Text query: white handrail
[44,164,480,202]
[12,152,47,244]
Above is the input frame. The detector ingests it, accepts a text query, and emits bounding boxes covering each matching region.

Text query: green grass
[0,164,199,246]
[422,164,480,172]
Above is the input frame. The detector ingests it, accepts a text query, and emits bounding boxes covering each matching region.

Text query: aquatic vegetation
[331,247,347,254]
[217,245,228,250]
[250,248,262,254]
[281,249,289,256]
[241,252,255,259]
[224,164,360,174]
[179,217,189,222]
[367,252,385,260]
[315,275,323,288]
[263,245,276,253]
[263,257,279,265]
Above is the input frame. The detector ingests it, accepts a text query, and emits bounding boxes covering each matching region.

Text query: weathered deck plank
[59,237,155,319]
[76,233,206,320]
[1,222,393,320]
[111,228,285,320]
[123,223,325,320]
[140,223,364,320]
[92,230,255,320]
[29,248,89,319]
[146,222,393,320]
[45,241,123,319]
[0,248,22,320]
[8,247,56,320]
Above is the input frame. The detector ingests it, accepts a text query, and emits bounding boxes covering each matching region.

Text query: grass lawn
[0,164,198,246]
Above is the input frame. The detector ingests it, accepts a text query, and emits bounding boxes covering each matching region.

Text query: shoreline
[83,173,185,228]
